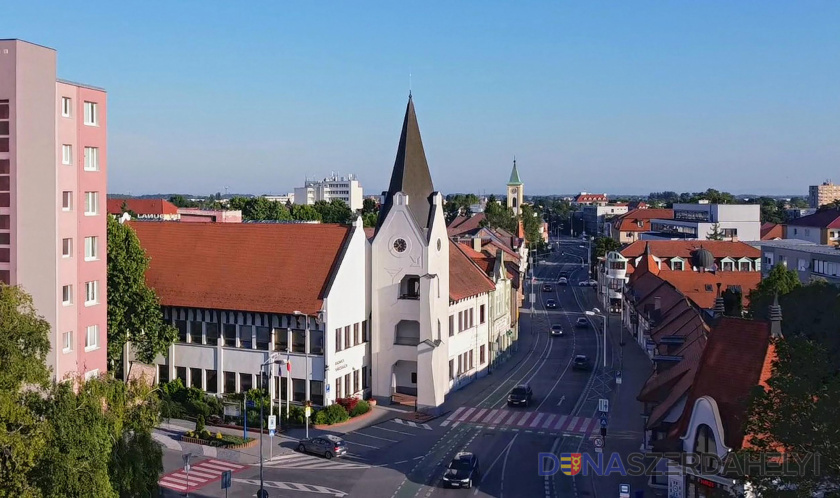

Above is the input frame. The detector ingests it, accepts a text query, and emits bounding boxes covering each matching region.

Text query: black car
[542,284,553,292]
[572,355,592,371]
[507,384,533,407]
[559,271,570,279]
[575,317,589,328]
[550,324,564,337]
[545,299,557,309]
[442,452,480,488]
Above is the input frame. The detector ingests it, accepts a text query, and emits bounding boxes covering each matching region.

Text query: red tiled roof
[130,222,352,315]
[786,208,840,229]
[760,222,784,240]
[669,317,772,450]
[575,193,608,203]
[622,240,760,260]
[657,271,761,309]
[447,213,487,236]
[613,209,675,232]
[449,240,496,301]
[107,198,179,216]
[628,201,648,210]
[458,243,516,281]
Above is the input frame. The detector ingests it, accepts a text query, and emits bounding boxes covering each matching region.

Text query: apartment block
[294,174,364,211]
[809,181,840,209]
[0,39,107,381]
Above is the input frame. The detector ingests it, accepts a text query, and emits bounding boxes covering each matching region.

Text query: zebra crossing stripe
[553,415,568,430]
[481,409,500,423]
[541,414,556,429]
[441,407,466,426]
[516,412,533,426]
[530,413,545,428]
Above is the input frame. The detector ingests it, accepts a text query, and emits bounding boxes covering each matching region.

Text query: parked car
[442,452,480,488]
[578,280,589,287]
[507,384,533,407]
[559,271,570,279]
[545,299,557,309]
[572,355,592,371]
[550,324,564,336]
[575,317,589,328]
[587,279,598,287]
[558,277,568,285]
[297,435,347,459]
[542,284,553,292]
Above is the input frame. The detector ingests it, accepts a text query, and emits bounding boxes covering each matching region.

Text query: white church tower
[507,159,524,216]
[371,95,451,414]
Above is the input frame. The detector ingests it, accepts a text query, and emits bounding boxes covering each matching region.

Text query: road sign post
[183,453,192,497]
[616,371,623,385]
[599,398,609,413]
[268,415,276,460]
[619,483,631,498]
[221,469,231,498]
[593,436,604,453]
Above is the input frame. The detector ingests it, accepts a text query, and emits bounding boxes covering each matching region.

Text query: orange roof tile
[447,213,486,236]
[657,271,761,309]
[449,240,496,301]
[130,221,352,315]
[622,240,760,260]
[760,222,784,240]
[107,198,180,216]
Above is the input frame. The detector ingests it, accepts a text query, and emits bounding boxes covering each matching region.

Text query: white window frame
[85,325,99,350]
[62,238,73,258]
[61,97,72,117]
[84,280,98,306]
[84,191,98,216]
[63,331,73,353]
[62,191,73,211]
[62,284,73,306]
[62,144,73,165]
[83,101,98,126]
[83,147,99,171]
[670,257,685,271]
[84,236,98,261]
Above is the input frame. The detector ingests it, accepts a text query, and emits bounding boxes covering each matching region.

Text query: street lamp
[258,352,285,498]
[585,308,608,368]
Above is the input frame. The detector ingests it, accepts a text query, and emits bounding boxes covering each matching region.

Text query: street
[155,236,651,498]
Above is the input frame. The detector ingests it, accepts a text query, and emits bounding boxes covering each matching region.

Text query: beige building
[809,181,840,208]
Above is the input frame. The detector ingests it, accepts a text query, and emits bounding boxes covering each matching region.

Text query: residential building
[294,174,364,211]
[573,192,608,206]
[607,208,674,244]
[107,198,181,221]
[581,203,629,236]
[0,39,107,381]
[264,193,294,204]
[808,180,840,208]
[759,239,840,285]
[647,202,761,241]
[177,208,243,223]
[759,222,783,240]
[132,219,370,406]
[783,208,840,245]
[506,160,524,216]
[785,207,816,220]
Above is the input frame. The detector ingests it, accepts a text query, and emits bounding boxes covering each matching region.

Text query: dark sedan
[545,299,558,309]
[507,384,533,407]
[573,355,592,371]
[297,435,347,459]
[442,452,480,488]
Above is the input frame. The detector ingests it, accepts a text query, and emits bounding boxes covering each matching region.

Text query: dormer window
[694,424,718,455]
[400,275,420,300]
[671,259,684,271]
[721,258,735,271]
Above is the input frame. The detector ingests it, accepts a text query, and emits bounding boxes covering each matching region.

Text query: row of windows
[61,145,100,171]
[60,325,100,353]
[62,280,100,306]
[62,191,100,215]
[174,320,327,355]
[447,305,486,337]
[335,321,368,353]
[61,97,99,127]
[334,367,369,399]
[448,345,487,380]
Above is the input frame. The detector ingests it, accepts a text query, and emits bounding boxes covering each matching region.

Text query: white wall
[447,294,490,390]
[784,225,823,244]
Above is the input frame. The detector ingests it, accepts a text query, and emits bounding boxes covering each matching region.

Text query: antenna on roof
[409,69,412,98]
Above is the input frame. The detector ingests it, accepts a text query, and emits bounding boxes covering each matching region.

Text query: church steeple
[376,95,435,232]
[508,158,523,186]
[506,158,524,216]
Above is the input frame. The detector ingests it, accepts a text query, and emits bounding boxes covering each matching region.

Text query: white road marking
[370,425,414,436]
[234,478,347,497]
[349,432,397,443]
[556,395,566,407]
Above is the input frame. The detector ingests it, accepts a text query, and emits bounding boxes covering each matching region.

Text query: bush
[195,415,206,433]
[336,397,359,413]
[349,400,370,418]
[314,403,349,426]
[200,429,212,440]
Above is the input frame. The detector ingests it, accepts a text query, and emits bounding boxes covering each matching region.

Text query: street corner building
[0,39,108,381]
[131,218,371,407]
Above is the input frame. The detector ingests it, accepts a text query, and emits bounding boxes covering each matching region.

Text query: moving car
[578,280,589,287]
[573,355,592,371]
[575,317,589,328]
[442,452,480,488]
[587,279,598,287]
[559,271,570,279]
[542,284,553,292]
[558,277,568,285]
[507,383,533,407]
[550,324,564,336]
[545,299,557,309]
[297,435,347,459]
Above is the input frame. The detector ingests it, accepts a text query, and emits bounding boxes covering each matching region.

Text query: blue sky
[7,1,839,196]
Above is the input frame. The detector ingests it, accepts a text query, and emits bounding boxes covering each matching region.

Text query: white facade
[263,193,294,204]
[446,294,490,392]
[649,203,761,241]
[294,174,364,211]
[148,219,371,407]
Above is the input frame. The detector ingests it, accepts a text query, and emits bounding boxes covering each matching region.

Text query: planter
[180,435,257,450]
[368,399,377,406]
[313,406,377,430]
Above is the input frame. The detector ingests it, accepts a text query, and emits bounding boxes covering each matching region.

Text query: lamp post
[259,352,284,496]
[585,308,608,368]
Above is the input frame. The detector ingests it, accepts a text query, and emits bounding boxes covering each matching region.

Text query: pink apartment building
[0,39,107,381]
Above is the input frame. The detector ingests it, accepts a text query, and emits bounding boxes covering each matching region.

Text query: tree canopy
[481,195,518,234]
[748,264,802,319]
[107,216,178,368]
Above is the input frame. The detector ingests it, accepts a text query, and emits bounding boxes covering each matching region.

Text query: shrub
[349,400,370,418]
[314,403,349,426]
[195,414,206,433]
[336,397,359,413]
[200,429,212,440]
[184,431,194,438]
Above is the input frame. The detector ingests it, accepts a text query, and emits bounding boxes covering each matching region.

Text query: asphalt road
[157,236,605,498]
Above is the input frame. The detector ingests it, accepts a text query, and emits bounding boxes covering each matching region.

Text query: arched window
[694,424,717,455]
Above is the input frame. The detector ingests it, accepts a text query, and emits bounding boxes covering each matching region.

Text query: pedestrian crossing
[393,418,432,430]
[440,407,598,435]
[158,458,245,492]
[262,451,370,470]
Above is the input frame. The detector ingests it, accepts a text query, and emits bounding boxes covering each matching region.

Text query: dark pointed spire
[769,293,783,338]
[376,96,435,232]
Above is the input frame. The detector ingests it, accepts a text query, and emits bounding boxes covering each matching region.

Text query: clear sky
[6,1,839,197]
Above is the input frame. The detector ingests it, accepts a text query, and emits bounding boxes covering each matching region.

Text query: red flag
[287,361,291,372]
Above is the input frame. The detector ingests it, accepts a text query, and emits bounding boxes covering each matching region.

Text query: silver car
[297,434,347,459]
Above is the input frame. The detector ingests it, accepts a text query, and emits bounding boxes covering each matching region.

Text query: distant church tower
[507,159,524,216]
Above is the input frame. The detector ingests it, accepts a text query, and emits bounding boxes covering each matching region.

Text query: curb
[180,435,257,450]
[312,407,378,430]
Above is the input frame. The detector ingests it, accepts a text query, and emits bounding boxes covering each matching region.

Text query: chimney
[714,283,725,316]
[472,237,482,253]
[769,294,783,338]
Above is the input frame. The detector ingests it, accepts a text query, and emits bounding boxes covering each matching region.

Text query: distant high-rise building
[809,181,840,208]
[294,174,364,211]
[0,39,107,381]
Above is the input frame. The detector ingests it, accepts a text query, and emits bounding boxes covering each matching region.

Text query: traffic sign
[326,383,331,393]
[246,400,256,408]
[268,415,276,431]
[593,436,604,448]
[600,417,608,428]
[599,398,609,413]
[619,483,631,498]
[616,371,623,385]
[221,470,232,489]
[305,406,312,418]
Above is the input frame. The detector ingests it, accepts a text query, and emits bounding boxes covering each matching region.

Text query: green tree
[362,212,378,228]
[313,199,354,224]
[0,284,51,497]
[168,195,198,208]
[591,236,621,274]
[290,204,323,222]
[706,223,725,240]
[747,264,802,319]
[107,216,178,367]
[482,195,518,233]
[362,198,378,214]
[520,204,544,248]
